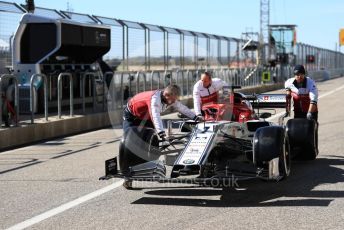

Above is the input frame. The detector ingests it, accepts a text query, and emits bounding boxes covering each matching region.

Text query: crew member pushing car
[285,65,318,121]
[193,71,228,119]
[123,84,200,140]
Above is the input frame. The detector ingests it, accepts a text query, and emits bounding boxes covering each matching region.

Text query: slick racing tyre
[286,118,318,160]
[253,126,291,178]
[119,127,159,174]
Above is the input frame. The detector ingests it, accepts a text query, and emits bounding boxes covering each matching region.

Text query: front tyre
[119,127,159,174]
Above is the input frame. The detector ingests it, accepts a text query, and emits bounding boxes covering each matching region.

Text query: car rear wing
[221,85,287,108]
[250,94,287,108]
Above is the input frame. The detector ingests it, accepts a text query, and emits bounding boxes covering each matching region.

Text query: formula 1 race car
[100,86,318,188]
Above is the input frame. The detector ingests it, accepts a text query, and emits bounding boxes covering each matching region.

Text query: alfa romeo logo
[183,159,195,164]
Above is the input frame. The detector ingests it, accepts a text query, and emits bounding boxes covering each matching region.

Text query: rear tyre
[286,118,318,160]
[253,126,291,178]
[119,127,159,174]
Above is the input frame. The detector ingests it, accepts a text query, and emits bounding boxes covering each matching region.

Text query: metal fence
[106,66,291,111]
[295,43,344,71]
[1,1,344,73]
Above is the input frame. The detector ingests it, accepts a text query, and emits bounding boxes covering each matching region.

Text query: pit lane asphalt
[1,77,344,230]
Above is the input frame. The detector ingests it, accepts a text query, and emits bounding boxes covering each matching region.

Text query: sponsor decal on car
[258,94,286,102]
[183,159,195,164]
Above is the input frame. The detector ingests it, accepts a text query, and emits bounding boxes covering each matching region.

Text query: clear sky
[11,0,344,51]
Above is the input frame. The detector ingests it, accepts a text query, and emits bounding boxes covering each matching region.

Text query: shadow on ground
[131,156,344,207]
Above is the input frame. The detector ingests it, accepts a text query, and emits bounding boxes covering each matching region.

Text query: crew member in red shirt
[285,65,318,121]
[123,84,201,140]
[193,72,228,119]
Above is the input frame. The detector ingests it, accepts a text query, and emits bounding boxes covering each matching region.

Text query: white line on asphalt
[318,83,344,99]
[267,83,344,121]
[6,179,124,230]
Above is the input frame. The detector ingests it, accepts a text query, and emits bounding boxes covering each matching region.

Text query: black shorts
[122,106,154,133]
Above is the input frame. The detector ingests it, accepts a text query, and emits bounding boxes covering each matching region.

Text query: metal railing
[81,72,96,114]
[103,71,114,111]
[164,70,173,86]
[185,70,192,96]
[1,1,344,75]
[104,66,299,111]
[57,72,73,118]
[30,73,48,123]
[150,70,160,90]
[0,74,19,127]
[135,71,147,94]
